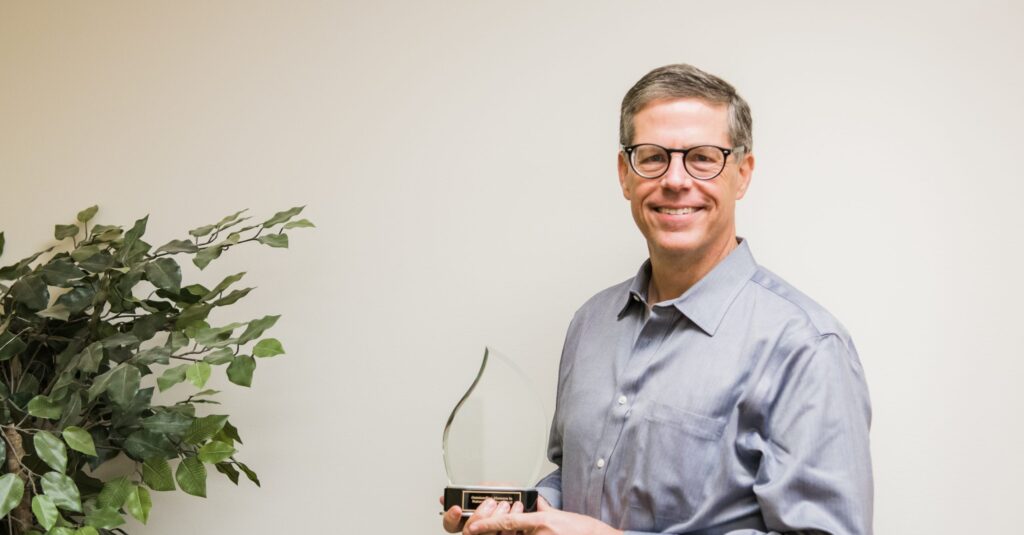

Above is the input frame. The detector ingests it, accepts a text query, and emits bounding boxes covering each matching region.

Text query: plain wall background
[2,1,1022,533]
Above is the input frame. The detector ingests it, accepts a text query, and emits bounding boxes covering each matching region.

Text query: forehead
[632,97,730,146]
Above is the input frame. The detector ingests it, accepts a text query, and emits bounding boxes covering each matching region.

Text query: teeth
[657,207,697,215]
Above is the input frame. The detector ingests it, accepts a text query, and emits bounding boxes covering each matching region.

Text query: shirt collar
[617,238,758,336]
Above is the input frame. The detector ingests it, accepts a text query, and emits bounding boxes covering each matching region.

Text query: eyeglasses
[622,143,740,180]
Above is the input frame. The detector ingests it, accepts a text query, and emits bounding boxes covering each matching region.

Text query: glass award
[442,347,547,516]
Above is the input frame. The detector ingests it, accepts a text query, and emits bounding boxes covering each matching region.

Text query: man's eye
[640,154,666,164]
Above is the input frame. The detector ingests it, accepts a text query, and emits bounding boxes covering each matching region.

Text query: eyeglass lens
[630,145,726,180]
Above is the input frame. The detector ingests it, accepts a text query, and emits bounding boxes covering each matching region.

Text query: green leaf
[194,322,244,346]
[199,272,245,301]
[0,473,25,519]
[238,315,279,344]
[28,395,64,420]
[215,462,240,484]
[87,368,114,402]
[154,239,198,254]
[256,234,288,248]
[142,411,193,435]
[55,285,96,315]
[188,224,216,238]
[97,477,132,509]
[55,224,80,240]
[125,485,152,524]
[144,258,181,292]
[166,331,189,351]
[57,391,83,429]
[253,338,285,358]
[124,430,176,461]
[183,414,229,444]
[142,457,175,491]
[227,355,256,387]
[100,332,138,349]
[70,244,100,262]
[135,346,171,365]
[121,215,149,251]
[0,247,52,280]
[221,420,243,444]
[175,303,212,329]
[0,331,27,361]
[40,258,87,285]
[76,205,99,223]
[197,441,235,464]
[186,362,212,388]
[216,209,248,229]
[62,427,97,457]
[175,456,207,498]
[105,364,141,407]
[78,251,114,273]
[34,431,68,473]
[203,347,235,365]
[192,245,222,270]
[75,527,99,535]
[212,287,253,306]
[41,472,82,512]
[90,224,123,242]
[237,462,261,487]
[11,275,50,310]
[31,494,59,530]
[84,506,124,529]
[76,342,104,373]
[283,218,315,229]
[157,364,189,392]
[262,206,304,227]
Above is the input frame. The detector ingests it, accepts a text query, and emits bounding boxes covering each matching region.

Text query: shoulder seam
[749,273,838,337]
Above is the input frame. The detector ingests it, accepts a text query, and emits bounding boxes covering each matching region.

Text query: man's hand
[463,497,623,535]
[441,496,525,535]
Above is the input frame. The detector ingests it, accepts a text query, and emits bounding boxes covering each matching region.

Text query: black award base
[444,486,539,517]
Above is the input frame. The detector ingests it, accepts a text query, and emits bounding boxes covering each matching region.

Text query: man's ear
[618,152,632,200]
[734,151,755,200]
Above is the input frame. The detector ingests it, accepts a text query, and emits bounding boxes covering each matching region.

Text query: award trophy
[442,347,547,516]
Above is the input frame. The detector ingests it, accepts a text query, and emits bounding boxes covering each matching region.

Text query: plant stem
[2,426,33,533]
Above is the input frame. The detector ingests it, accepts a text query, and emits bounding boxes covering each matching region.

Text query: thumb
[536,496,553,511]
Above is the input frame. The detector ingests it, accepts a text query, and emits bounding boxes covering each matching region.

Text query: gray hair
[619,64,753,156]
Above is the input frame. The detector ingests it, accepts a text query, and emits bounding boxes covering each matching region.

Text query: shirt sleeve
[741,332,874,535]
[535,467,562,510]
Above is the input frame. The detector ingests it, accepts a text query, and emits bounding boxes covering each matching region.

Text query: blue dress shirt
[536,239,872,534]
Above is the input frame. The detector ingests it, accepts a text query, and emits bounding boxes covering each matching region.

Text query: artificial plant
[0,206,312,534]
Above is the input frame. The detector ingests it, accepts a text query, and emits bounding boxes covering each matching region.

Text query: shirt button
[596,458,605,469]
[617,395,627,405]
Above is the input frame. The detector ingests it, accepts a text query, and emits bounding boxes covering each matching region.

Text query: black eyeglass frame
[621,143,741,181]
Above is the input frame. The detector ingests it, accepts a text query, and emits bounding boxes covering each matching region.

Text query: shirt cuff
[535,485,561,510]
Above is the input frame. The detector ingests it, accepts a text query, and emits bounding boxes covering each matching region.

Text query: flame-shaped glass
[442,347,547,516]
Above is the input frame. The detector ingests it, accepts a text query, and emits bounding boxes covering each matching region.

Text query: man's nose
[660,153,693,191]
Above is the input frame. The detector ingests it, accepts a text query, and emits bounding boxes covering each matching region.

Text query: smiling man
[444,64,873,535]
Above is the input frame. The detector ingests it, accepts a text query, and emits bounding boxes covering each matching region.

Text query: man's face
[618,98,754,262]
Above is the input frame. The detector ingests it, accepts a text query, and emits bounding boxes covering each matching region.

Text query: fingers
[462,498,500,535]
[442,504,464,533]
[465,503,537,535]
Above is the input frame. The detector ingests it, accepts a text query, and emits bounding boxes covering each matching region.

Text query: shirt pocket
[624,401,726,531]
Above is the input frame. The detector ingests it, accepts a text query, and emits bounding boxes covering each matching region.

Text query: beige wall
[2,1,1022,533]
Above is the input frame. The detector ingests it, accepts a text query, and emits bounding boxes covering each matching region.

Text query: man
[443,64,873,535]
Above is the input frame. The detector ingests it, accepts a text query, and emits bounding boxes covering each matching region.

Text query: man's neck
[647,236,739,305]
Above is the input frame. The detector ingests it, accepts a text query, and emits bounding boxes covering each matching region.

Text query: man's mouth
[655,207,702,215]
